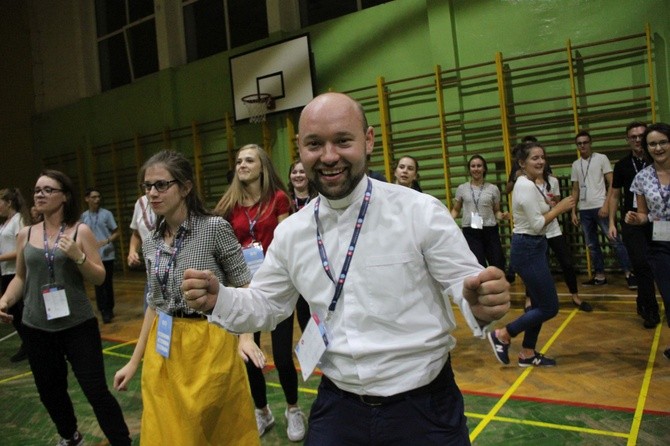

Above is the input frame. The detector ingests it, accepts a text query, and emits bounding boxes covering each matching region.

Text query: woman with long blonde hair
[215,144,306,442]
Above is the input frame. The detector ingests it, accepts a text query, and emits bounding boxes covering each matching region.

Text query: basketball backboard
[230,34,315,122]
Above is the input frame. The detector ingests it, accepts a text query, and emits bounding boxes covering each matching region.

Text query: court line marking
[0,330,18,342]
[469,308,581,441]
[466,412,629,439]
[627,322,663,446]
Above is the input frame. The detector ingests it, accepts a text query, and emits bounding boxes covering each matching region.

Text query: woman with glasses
[0,188,31,362]
[626,123,670,360]
[451,154,508,270]
[113,150,258,444]
[215,144,306,442]
[0,170,131,446]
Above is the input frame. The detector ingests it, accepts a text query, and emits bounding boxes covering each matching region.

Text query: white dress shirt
[210,176,486,396]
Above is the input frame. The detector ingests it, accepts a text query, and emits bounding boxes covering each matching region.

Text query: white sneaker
[285,406,306,442]
[255,405,275,436]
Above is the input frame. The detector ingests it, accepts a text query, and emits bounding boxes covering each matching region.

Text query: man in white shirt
[182,93,510,445]
[570,131,634,287]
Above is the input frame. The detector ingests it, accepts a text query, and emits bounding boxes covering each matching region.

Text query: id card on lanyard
[42,223,70,320]
[156,311,173,358]
[243,205,265,276]
[294,180,372,380]
[154,227,185,358]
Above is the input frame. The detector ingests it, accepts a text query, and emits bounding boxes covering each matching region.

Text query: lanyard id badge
[242,242,265,277]
[470,212,484,229]
[579,184,587,201]
[156,311,173,358]
[294,312,330,381]
[652,220,670,242]
[41,284,70,320]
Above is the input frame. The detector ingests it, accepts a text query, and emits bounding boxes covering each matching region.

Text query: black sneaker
[582,277,607,286]
[57,430,84,446]
[643,312,661,329]
[626,274,638,290]
[518,352,556,368]
[664,348,670,360]
[488,330,510,365]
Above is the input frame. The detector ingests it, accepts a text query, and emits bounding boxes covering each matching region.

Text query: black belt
[172,310,207,319]
[320,356,452,407]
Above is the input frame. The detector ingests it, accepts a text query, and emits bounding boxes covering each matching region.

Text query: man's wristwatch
[75,253,87,265]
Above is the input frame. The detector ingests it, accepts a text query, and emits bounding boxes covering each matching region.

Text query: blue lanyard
[314,179,372,314]
[154,227,186,299]
[42,222,65,283]
[294,196,311,210]
[470,182,483,213]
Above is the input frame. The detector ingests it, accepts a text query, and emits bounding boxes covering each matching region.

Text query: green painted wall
[11,0,670,195]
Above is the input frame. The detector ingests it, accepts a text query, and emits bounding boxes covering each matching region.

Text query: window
[95,0,158,91]
[300,0,395,27]
[183,0,268,63]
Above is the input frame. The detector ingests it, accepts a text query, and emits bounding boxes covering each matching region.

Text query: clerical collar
[320,175,369,210]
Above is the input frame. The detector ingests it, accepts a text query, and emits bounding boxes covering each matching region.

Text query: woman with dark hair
[215,144,306,442]
[626,122,670,359]
[451,154,508,269]
[0,187,31,361]
[113,150,258,444]
[0,170,130,446]
[287,160,317,331]
[488,143,575,367]
[394,155,422,192]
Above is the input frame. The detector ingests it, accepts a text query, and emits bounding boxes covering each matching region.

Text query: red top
[227,190,290,254]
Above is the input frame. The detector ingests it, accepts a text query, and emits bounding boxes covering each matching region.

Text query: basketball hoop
[241,93,274,123]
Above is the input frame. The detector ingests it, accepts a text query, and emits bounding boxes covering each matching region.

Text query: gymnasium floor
[0,271,668,445]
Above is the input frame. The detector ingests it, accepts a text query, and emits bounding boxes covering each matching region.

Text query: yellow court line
[466,412,629,439]
[0,370,33,384]
[267,381,318,395]
[627,322,663,446]
[469,308,582,442]
[103,339,138,352]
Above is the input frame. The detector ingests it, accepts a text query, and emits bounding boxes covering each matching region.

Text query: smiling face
[298,93,374,200]
[33,176,66,216]
[469,157,486,181]
[646,130,669,167]
[236,148,262,185]
[520,147,546,181]
[290,162,309,191]
[394,157,418,187]
[144,164,189,220]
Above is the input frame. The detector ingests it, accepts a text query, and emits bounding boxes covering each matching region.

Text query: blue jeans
[508,234,559,350]
[579,208,631,274]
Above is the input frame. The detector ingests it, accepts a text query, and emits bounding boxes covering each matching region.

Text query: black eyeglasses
[576,141,591,146]
[140,179,179,193]
[628,135,644,141]
[648,140,669,149]
[34,187,63,196]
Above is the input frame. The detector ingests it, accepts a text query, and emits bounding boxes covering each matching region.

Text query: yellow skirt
[140,316,259,446]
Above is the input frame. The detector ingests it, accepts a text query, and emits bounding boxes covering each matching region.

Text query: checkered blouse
[143,213,251,315]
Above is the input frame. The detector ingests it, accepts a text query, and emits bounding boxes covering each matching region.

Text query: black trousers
[621,221,659,314]
[246,312,299,407]
[23,318,130,445]
[305,358,470,445]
